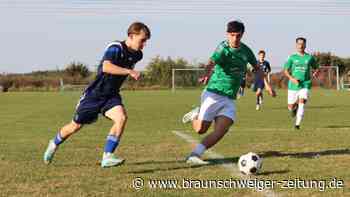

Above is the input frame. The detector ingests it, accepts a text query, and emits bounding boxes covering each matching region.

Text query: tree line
[0,53,349,91]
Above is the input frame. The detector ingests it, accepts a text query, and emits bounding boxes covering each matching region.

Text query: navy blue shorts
[73,93,123,124]
[253,80,265,92]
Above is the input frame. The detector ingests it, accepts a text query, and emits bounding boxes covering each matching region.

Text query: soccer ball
[238,152,263,175]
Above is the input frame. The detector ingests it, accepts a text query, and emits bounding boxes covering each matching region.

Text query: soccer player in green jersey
[182,20,275,164]
[283,37,319,130]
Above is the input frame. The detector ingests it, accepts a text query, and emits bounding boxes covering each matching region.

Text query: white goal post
[317,66,340,90]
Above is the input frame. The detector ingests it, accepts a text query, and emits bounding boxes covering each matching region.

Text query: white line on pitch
[172,130,280,197]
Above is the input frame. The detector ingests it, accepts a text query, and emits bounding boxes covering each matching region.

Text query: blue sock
[53,132,65,146]
[104,135,119,153]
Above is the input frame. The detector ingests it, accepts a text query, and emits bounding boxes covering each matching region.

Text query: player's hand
[290,78,299,85]
[265,84,277,97]
[269,88,277,97]
[312,71,319,78]
[129,70,141,80]
[198,76,210,85]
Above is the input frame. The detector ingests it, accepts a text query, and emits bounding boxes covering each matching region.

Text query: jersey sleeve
[210,44,225,66]
[102,45,121,62]
[266,61,271,73]
[310,56,319,69]
[247,48,258,67]
[283,56,293,70]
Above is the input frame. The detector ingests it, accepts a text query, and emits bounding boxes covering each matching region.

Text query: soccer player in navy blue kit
[44,22,151,168]
[254,50,271,110]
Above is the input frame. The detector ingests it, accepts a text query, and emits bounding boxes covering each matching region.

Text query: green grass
[0,89,349,197]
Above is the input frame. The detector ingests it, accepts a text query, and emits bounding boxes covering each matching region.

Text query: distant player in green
[182,20,275,164]
[284,37,319,130]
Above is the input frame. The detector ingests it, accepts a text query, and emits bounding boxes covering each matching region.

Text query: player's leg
[183,90,214,134]
[187,96,235,164]
[100,96,126,167]
[191,90,224,134]
[44,95,99,164]
[187,116,233,165]
[240,86,245,97]
[255,88,262,110]
[192,117,211,134]
[201,116,233,149]
[295,89,308,129]
[287,90,298,118]
[43,121,83,164]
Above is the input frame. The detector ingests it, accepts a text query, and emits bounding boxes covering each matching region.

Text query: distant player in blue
[254,50,271,110]
[43,22,151,168]
[237,74,246,99]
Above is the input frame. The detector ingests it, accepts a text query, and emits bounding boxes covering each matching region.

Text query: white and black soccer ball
[238,152,263,175]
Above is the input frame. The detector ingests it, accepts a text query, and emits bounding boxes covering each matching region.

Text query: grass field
[0,89,349,197]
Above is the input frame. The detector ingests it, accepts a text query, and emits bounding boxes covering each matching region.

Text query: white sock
[296,103,305,126]
[191,143,206,157]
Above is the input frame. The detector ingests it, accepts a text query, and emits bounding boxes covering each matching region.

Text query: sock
[191,143,206,157]
[104,135,119,153]
[53,131,65,146]
[256,95,260,105]
[295,103,305,126]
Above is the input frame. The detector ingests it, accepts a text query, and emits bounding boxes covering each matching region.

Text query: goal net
[313,66,340,90]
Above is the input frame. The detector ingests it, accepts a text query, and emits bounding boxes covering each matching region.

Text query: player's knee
[112,113,128,124]
[299,99,307,104]
[197,128,207,135]
[70,122,82,131]
[194,125,208,134]
[288,104,295,110]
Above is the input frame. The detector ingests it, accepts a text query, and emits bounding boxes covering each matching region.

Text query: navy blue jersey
[258,60,271,74]
[85,41,143,97]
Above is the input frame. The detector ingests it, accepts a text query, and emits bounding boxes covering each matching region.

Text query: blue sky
[1,0,349,73]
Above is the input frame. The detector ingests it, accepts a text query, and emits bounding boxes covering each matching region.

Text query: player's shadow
[259,170,290,176]
[126,157,240,174]
[324,125,350,129]
[307,105,338,109]
[270,104,350,110]
[205,156,239,165]
[129,157,239,166]
[260,148,350,159]
[127,157,290,175]
[128,160,183,165]
[127,164,208,174]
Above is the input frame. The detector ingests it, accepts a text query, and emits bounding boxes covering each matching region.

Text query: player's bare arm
[283,69,299,85]
[199,59,215,84]
[103,60,140,80]
[312,68,320,78]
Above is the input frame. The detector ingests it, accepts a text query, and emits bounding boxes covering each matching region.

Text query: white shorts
[198,90,236,122]
[288,88,309,104]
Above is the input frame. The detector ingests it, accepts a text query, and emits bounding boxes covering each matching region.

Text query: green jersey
[283,53,318,90]
[206,40,257,99]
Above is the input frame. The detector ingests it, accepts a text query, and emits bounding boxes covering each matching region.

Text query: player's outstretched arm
[312,68,320,78]
[102,60,140,80]
[198,59,215,85]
